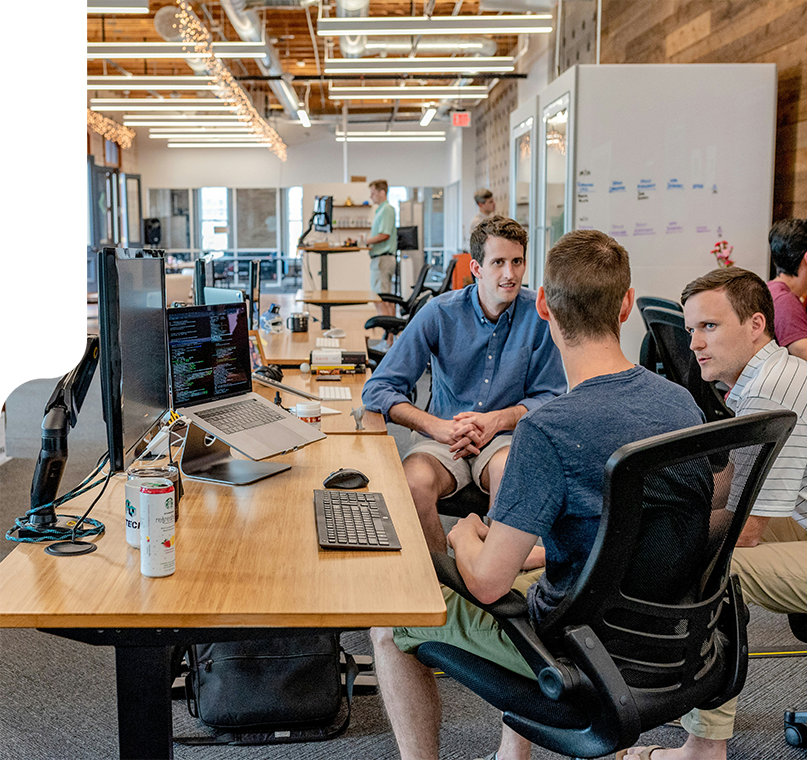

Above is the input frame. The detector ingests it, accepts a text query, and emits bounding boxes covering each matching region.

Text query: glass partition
[541,93,570,254]
[512,117,534,241]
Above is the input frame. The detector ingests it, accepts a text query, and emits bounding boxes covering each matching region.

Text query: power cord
[5,456,110,544]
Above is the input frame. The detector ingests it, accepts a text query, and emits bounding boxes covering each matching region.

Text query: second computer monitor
[313,195,333,233]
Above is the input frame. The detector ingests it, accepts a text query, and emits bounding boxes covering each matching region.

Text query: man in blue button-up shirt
[362,216,566,553]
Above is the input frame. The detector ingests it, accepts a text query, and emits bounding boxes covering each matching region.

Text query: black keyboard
[196,398,284,435]
[314,490,401,551]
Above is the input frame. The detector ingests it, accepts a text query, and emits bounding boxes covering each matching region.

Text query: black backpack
[178,632,358,746]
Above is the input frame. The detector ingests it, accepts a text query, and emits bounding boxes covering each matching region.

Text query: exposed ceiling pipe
[218,0,300,116]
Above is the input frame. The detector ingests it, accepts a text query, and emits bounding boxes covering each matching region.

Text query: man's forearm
[493,405,529,432]
[388,402,443,437]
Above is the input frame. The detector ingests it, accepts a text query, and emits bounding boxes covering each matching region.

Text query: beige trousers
[681,517,807,740]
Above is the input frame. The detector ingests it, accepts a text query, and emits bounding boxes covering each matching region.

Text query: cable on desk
[5,457,109,544]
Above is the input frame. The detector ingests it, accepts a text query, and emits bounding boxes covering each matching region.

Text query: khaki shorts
[369,255,396,295]
[403,430,513,497]
[393,569,543,680]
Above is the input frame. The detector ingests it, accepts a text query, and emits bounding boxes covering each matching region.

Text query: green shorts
[393,569,543,680]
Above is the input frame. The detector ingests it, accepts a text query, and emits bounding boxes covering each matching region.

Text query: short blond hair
[474,188,493,206]
[369,179,388,194]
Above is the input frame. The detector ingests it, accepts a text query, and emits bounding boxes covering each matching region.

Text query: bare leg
[403,453,456,554]
[622,736,727,760]
[496,723,532,760]
[480,448,545,570]
[371,626,442,760]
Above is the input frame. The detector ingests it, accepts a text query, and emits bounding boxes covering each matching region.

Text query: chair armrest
[378,293,406,306]
[364,316,407,335]
[430,552,580,699]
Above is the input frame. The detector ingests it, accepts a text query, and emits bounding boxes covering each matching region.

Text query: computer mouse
[254,364,283,382]
[323,468,370,490]
[324,328,346,338]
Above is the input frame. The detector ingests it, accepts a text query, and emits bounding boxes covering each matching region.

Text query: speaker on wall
[144,218,162,246]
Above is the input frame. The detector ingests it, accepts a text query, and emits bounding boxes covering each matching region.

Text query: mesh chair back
[404,263,432,312]
[534,411,796,728]
[643,306,733,422]
[432,258,457,296]
[636,296,682,329]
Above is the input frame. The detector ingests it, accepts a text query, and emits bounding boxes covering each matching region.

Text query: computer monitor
[203,286,246,305]
[313,195,333,233]
[98,247,170,473]
[397,226,418,251]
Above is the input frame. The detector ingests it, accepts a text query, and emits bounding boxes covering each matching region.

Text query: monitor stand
[179,423,290,486]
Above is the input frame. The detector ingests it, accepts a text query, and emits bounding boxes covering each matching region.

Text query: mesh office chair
[784,614,807,748]
[643,306,734,423]
[636,297,682,375]
[378,263,432,316]
[415,410,796,759]
[364,292,432,369]
[424,257,457,298]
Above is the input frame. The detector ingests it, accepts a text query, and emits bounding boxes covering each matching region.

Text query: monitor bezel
[98,246,169,473]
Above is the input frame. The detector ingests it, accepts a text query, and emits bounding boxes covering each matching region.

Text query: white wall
[137,128,452,194]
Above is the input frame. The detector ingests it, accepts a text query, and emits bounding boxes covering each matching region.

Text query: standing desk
[296,290,381,330]
[0,436,445,759]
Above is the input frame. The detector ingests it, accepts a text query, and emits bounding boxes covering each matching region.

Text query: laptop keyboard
[195,398,284,435]
[314,490,401,550]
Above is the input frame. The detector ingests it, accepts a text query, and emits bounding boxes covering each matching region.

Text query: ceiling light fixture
[297,108,312,128]
[335,136,446,142]
[87,41,268,59]
[167,143,275,148]
[317,14,552,37]
[420,107,437,127]
[174,0,286,159]
[87,76,219,91]
[87,0,148,13]
[125,120,246,127]
[87,109,136,149]
[329,85,488,100]
[324,56,516,74]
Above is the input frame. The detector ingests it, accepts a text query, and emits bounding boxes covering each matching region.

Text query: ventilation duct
[334,0,498,58]
[154,5,211,81]
[218,0,300,116]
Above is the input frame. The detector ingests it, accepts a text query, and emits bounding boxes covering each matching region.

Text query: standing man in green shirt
[367,179,398,317]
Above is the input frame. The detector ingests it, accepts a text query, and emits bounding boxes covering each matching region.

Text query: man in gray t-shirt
[371,230,706,760]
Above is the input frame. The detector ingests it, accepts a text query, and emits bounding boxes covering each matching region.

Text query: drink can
[139,479,176,578]
[126,465,181,548]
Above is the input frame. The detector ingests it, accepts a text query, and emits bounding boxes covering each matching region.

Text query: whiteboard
[567,64,777,361]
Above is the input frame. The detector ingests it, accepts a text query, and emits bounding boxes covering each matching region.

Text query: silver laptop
[167,302,325,460]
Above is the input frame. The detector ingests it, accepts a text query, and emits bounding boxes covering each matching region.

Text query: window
[386,186,409,223]
[198,187,231,251]
[286,186,303,257]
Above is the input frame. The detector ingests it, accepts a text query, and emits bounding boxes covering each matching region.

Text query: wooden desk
[296,289,381,329]
[253,369,387,435]
[257,306,381,366]
[0,436,444,758]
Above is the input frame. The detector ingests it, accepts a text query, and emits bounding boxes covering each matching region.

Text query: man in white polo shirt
[625,267,807,760]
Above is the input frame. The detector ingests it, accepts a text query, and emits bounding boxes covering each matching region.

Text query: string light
[175,0,287,160]
[87,108,136,149]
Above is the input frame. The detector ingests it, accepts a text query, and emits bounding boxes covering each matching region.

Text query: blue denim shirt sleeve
[361,300,438,421]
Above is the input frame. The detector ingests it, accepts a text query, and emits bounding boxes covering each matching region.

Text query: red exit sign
[452,111,471,128]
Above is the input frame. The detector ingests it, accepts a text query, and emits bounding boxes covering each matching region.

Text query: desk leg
[115,645,174,760]
[319,252,329,290]
[321,305,332,329]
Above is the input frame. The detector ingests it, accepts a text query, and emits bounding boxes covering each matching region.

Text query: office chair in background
[378,263,432,317]
[415,410,796,759]
[424,257,457,298]
[364,291,433,369]
[636,296,683,377]
[642,306,734,422]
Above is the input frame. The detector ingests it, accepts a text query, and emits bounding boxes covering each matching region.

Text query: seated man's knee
[404,453,453,498]
[481,446,510,492]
